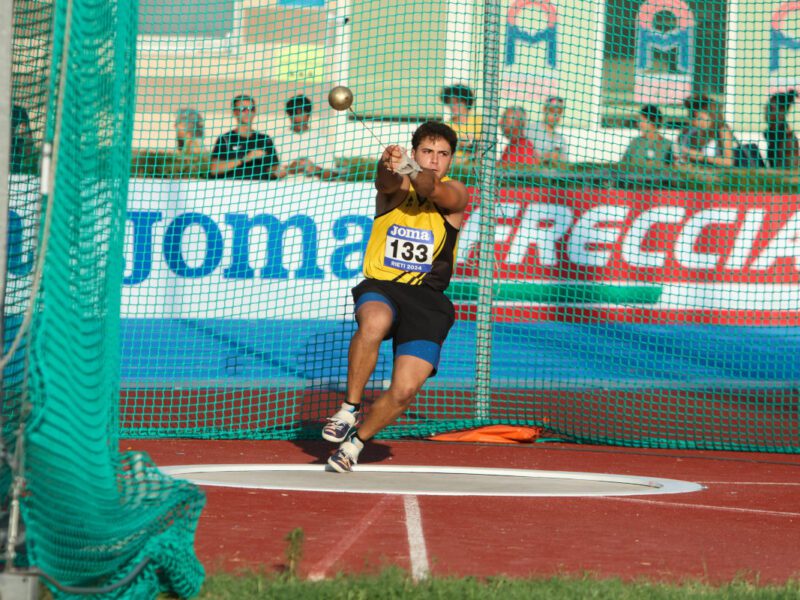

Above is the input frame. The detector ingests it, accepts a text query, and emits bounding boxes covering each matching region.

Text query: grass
[35,557,799,598]
[187,570,800,599]
[34,527,800,598]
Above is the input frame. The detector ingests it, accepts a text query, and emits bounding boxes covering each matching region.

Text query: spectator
[527,95,569,167]
[499,106,540,167]
[11,105,36,174]
[441,84,482,158]
[675,95,736,168]
[764,90,800,169]
[174,108,206,155]
[210,94,284,180]
[620,105,673,169]
[273,94,339,180]
[171,108,211,177]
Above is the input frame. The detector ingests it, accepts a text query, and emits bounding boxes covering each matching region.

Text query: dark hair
[232,94,255,111]
[411,121,458,154]
[440,84,475,109]
[683,93,712,116]
[640,104,662,127]
[768,90,797,111]
[286,94,313,116]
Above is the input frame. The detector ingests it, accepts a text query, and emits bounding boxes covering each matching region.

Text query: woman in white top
[675,95,736,168]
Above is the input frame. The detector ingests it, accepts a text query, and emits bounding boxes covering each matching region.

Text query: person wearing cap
[620,105,673,169]
[764,90,799,169]
[11,105,36,174]
[674,94,737,168]
[440,84,482,159]
[526,95,569,168]
[273,94,340,180]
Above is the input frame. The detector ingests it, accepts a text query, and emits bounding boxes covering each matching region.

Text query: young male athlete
[322,121,469,472]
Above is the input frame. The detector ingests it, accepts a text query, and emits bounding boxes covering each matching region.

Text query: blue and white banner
[123,179,374,319]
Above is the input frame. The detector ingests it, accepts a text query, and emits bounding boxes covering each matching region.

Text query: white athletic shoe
[327,440,360,473]
[322,408,359,443]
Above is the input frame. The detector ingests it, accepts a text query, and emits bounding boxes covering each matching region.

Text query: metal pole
[0,0,14,390]
[474,0,501,421]
[0,0,16,571]
[0,0,15,574]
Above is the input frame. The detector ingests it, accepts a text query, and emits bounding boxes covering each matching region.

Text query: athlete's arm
[375,145,411,213]
[411,170,468,214]
[375,145,405,194]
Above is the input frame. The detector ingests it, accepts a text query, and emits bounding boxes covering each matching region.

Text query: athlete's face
[411,136,453,179]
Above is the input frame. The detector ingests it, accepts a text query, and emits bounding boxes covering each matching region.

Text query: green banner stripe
[447,282,663,305]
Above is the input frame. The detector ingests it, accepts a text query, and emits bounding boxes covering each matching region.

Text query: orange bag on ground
[429,425,542,444]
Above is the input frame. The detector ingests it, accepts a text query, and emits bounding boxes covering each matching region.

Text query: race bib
[384,224,434,272]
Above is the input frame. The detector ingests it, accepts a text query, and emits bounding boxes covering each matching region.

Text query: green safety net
[4,0,800,594]
[117,0,798,452]
[7,0,205,598]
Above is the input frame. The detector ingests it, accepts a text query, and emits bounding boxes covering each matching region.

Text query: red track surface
[123,439,800,585]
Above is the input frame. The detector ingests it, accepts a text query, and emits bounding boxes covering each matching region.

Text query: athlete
[322,121,469,472]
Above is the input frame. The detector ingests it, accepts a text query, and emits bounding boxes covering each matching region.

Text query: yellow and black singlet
[363,181,460,292]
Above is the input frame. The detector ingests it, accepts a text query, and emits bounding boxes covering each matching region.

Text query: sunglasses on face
[235,106,256,112]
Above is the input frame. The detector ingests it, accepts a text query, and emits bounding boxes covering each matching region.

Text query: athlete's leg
[328,354,432,472]
[357,354,433,440]
[346,301,394,406]
[329,285,454,471]
[323,300,393,443]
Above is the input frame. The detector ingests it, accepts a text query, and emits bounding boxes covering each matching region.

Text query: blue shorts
[352,279,455,375]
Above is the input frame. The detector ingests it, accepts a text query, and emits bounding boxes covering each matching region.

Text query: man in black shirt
[210,95,285,180]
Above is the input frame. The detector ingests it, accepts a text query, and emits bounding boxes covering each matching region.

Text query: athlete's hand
[381,145,405,173]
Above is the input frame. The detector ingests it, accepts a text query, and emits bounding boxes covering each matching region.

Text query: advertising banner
[633,0,695,105]
[116,179,800,325]
[9,177,795,386]
[444,0,605,127]
[769,0,800,94]
[457,187,800,324]
[123,179,374,319]
[502,0,561,104]
[728,0,800,132]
